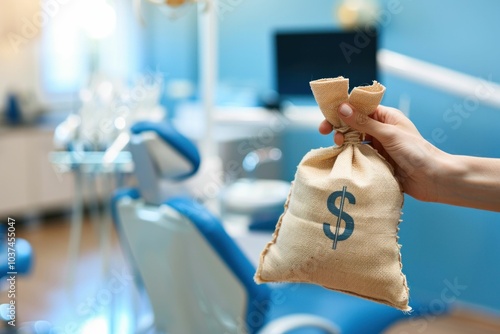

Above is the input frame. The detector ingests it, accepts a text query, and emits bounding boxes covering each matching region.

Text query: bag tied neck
[310,77,386,145]
[338,127,363,145]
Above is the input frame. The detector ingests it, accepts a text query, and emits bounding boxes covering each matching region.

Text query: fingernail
[339,104,353,117]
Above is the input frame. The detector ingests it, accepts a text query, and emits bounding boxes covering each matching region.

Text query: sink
[221,179,290,214]
[221,178,291,231]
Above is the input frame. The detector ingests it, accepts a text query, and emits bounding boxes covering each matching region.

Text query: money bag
[254,77,410,311]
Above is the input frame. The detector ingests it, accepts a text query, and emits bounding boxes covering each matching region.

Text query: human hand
[319,104,444,202]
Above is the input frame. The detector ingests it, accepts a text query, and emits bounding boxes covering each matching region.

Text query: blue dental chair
[112,121,436,334]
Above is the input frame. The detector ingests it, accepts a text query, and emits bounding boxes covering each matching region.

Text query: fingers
[318,119,334,134]
[334,132,344,146]
[338,103,392,142]
[320,104,402,146]
[320,119,345,145]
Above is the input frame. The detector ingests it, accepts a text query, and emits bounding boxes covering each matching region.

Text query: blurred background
[0,0,499,333]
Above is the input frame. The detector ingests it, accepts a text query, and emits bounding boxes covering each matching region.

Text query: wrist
[432,152,465,205]
[432,152,500,211]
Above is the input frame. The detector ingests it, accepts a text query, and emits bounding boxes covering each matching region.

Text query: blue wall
[218,0,335,90]
[141,3,199,113]
[142,4,198,83]
[377,0,500,313]
[145,0,500,312]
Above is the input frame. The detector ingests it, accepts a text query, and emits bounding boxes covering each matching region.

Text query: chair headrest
[130,121,201,181]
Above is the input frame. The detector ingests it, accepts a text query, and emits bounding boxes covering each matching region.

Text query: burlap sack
[254,77,410,311]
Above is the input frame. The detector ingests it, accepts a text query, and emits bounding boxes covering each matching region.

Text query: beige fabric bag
[254,77,410,311]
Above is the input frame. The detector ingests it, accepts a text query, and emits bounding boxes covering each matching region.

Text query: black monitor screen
[275,30,378,96]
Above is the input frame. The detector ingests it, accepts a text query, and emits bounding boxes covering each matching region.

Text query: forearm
[435,153,500,212]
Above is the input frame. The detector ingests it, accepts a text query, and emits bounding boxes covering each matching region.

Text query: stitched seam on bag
[331,286,411,312]
[254,181,295,283]
[396,208,411,311]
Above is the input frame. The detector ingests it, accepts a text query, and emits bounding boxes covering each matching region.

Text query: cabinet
[0,127,74,216]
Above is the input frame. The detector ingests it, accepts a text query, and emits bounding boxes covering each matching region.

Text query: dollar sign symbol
[323,186,356,250]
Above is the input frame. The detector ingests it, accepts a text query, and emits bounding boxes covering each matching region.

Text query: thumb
[338,103,390,140]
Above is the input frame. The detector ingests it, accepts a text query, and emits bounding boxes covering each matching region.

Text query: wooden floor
[5,214,149,334]
[6,213,500,333]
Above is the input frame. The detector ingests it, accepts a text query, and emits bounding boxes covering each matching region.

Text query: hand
[319,104,444,203]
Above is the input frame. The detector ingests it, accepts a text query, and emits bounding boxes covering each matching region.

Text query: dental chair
[112,121,434,333]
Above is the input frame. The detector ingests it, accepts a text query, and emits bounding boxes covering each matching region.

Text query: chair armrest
[258,314,340,334]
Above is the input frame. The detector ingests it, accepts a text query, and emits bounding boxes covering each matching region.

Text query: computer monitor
[275,30,378,99]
